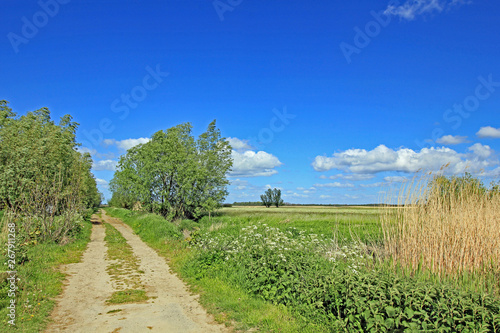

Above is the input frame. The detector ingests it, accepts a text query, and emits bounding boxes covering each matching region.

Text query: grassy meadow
[210,205,382,243]
[105,199,500,332]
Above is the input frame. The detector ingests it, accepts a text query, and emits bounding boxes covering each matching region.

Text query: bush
[179,219,199,231]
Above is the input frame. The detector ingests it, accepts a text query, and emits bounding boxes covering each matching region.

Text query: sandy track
[45,210,229,333]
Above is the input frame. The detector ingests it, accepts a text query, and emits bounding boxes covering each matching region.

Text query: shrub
[179,219,199,231]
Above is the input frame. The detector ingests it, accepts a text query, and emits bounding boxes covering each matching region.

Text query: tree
[260,189,272,208]
[0,100,101,242]
[260,188,284,208]
[271,188,284,208]
[110,120,232,219]
[0,100,101,212]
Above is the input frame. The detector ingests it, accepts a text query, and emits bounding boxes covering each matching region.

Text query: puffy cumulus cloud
[227,137,253,151]
[468,143,493,160]
[230,150,282,177]
[312,144,498,175]
[436,135,469,145]
[477,126,500,139]
[384,0,470,21]
[313,182,355,188]
[104,138,150,150]
[92,159,118,171]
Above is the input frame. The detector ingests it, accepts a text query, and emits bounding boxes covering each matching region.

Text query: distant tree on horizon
[260,188,284,208]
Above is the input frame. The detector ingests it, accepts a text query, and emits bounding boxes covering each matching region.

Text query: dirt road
[45,210,229,333]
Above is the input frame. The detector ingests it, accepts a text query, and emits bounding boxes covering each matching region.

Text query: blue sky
[2,0,500,204]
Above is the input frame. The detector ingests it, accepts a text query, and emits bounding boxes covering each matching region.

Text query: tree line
[0,100,101,244]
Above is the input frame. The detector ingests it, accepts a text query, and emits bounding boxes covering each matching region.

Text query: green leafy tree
[0,100,101,243]
[110,120,232,219]
[271,188,284,208]
[260,188,284,208]
[260,189,273,208]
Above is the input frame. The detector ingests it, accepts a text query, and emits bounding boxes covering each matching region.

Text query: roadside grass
[103,222,147,300]
[105,206,500,332]
[0,214,92,332]
[105,207,322,331]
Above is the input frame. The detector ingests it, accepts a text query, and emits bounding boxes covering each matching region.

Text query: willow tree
[110,120,232,219]
[0,100,101,242]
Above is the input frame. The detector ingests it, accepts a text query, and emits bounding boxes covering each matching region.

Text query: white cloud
[477,126,500,139]
[384,0,470,21]
[77,146,97,155]
[313,182,355,188]
[288,193,309,198]
[230,150,282,177]
[227,137,253,151]
[230,179,249,186]
[92,159,118,171]
[312,144,498,175]
[104,138,150,150]
[360,182,386,188]
[383,176,408,183]
[320,174,375,181]
[95,178,109,186]
[468,143,493,160]
[436,135,469,145]
[319,195,332,199]
[481,167,500,178]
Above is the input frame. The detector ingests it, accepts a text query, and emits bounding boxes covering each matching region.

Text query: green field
[105,205,500,332]
[216,206,383,242]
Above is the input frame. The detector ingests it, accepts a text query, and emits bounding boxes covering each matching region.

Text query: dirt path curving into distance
[45,210,229,333]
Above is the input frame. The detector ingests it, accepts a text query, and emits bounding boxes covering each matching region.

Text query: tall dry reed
[382,172,500,291]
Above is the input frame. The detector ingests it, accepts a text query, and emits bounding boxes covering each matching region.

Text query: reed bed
[382,173,500,293]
